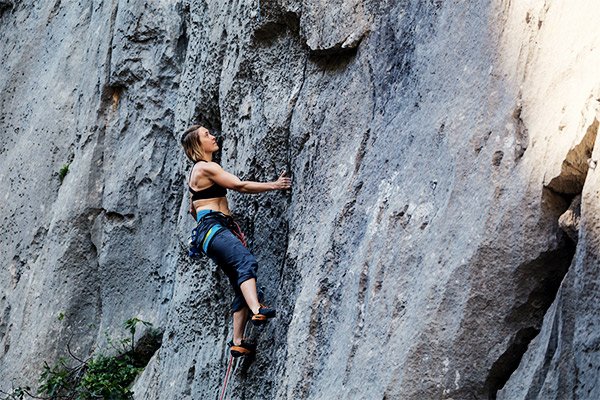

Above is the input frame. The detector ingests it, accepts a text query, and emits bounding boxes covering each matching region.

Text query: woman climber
[181,125,291,357]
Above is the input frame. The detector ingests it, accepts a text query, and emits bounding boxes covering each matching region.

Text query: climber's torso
[189,162,231,216]
[192,196,231,216]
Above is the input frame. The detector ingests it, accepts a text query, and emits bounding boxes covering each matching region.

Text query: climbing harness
[188,211,247,258]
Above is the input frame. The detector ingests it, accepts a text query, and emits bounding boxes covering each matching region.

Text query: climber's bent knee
[207,227,259,304]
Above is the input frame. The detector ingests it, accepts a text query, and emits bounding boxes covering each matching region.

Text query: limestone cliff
[1,0,599,399]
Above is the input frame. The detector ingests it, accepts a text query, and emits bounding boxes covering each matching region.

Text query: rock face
[1,0,599,399]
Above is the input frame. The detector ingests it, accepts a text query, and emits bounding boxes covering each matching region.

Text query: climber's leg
[241,278,276,326]
[240,278,260,315]
[208,228,275,325]
[232,307,249,346]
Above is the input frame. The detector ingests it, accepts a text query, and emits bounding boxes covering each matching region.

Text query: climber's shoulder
[193,160,222,175]
[197,161,223,177]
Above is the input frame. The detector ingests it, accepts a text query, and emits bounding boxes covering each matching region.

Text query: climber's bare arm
[203,162,291,194]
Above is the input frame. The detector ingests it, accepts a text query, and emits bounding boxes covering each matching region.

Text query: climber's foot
[230,338,257,357]
[251,304,276,326]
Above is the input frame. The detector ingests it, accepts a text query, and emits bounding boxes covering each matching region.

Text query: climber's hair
[181,125,207,163]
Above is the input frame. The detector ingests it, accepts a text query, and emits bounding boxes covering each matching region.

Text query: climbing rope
[218,291,265,400]
[231,219,247,247]
[219,354,234,400]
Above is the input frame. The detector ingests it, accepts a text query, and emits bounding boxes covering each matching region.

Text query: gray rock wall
[1,0,599,399]
[0,0,184,385]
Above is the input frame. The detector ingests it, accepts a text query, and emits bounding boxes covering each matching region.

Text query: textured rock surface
[1,1,599,399]
[0,0,184,386]
[558,194,581,243]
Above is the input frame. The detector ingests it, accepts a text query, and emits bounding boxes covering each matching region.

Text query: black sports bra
[188,161,227,201]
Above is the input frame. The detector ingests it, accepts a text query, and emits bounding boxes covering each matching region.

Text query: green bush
[78,353,144,399]
[58,153,74,183]
[0,318,160,400]
[58,163,70,182]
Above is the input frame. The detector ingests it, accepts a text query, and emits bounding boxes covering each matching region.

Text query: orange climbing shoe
[251,304,276,326]
[230,339,257,357]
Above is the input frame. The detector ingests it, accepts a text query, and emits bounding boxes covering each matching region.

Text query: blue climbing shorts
[191,210,258,312]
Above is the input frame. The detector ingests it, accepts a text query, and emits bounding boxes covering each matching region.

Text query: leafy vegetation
[0,317,161,400]
[58,163,70,182]
[58,153,74,183]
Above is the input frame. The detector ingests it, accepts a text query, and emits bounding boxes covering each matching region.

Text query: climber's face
[198,127,219,153]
